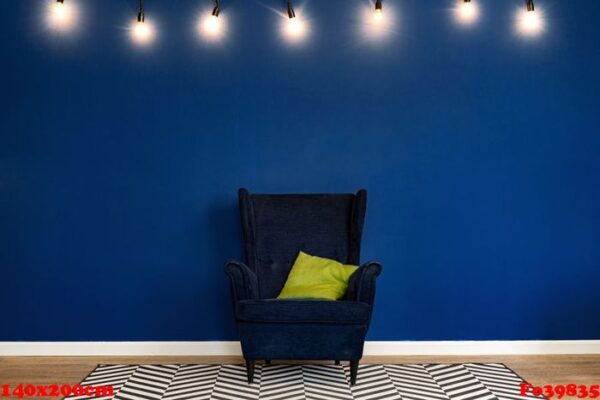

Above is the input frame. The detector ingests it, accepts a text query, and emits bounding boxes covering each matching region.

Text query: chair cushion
[235,299,371,324]
[278,252,359,300]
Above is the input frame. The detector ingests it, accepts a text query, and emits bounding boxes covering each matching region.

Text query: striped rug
[68,363,547,400]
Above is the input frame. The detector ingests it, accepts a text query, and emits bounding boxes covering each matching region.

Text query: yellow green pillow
[277,251,359,300]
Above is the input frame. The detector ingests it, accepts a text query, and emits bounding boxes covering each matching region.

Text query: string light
[454,0,479,26]
[282,0,308,44]
[46,0,78,32]
[361,0,394,41]
[38,1,548,46]
[516,0,543,37]
[374,0,383,20]
[199,0,225,41]
[131,0,155,45]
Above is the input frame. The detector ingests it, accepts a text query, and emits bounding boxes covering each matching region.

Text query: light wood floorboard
[1,355,598,399]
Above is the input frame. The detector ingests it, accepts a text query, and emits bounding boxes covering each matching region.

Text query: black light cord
[212,0,221,17]
[138,0,145,22]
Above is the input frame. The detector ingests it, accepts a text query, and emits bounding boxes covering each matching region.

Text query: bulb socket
[287,1,296,18]
[375,0,383,11]
[137,11,145,22]
[212,0,221,17]
[526,0,535,11]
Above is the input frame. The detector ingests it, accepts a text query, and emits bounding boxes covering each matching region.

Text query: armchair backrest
[238,188,367,299]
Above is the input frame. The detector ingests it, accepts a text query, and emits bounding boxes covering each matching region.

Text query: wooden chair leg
[349,360,359,386]
[245,359,255,384]
[335,360,340,365]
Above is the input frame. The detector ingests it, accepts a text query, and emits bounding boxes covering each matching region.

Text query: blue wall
[1,0,600,341]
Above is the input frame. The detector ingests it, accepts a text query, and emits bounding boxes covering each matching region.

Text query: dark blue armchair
[224,188,382,385]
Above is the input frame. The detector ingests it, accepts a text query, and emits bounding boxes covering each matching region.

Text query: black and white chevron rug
[69,363,547,400]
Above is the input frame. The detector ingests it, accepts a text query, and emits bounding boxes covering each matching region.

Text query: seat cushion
[235,299,371,324]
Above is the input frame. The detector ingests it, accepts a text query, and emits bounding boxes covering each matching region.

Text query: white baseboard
[364,340,600,355]
[1,340,599,356]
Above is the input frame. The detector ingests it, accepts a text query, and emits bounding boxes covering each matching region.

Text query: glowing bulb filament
[455,0,479,26]
[46,0,77,32]
[131,20,155,45]
[516,6,544,36]
[199,13,225,42]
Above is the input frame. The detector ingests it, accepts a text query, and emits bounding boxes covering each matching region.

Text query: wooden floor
[1,355,598,399]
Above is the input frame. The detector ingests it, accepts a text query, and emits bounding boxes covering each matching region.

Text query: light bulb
[131,19,155,45]
[373,8,383,22]
[361,2,394,41]
[375,0,383,17]
[516,8,543,36]
[282,15,307,43]
[46,0,77,32]
[199,13,225,41]
[455,1,479,25]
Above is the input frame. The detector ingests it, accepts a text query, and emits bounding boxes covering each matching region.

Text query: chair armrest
[345,261,382,305]
[224,261,259,302]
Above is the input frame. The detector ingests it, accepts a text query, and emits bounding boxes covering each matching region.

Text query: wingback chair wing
[224,188,382,385]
